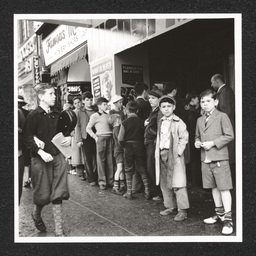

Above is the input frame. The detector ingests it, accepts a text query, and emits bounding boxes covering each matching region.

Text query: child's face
[115,100,123,110]
[98,102,109,112]
[160,102,176,117]
[200,94,217,113]
[148,95,159,109]
[39,87,56,107]
[190,97,199,106]
[83,97,93,108]
[73,99,82,110]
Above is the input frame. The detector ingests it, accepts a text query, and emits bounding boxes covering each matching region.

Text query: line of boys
[23,82,234,236]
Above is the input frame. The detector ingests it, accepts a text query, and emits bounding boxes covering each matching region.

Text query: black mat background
[0,1,255,255]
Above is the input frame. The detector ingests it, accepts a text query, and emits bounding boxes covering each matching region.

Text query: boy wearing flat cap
[155,95,190,221]
[110,95,125,121]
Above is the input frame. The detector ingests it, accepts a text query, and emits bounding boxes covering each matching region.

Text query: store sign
[42,25,87,66]
[24,57,33,73]
[91,58,114,101]
[18,35,36,63]
[33,55,40,85]
[122,65,143,85]
[67,85,81,94]
[92,77,101,98]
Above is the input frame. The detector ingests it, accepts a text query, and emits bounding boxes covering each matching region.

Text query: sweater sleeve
[23,112,40,154]
[86,113,97,139]
[75,110,82,143]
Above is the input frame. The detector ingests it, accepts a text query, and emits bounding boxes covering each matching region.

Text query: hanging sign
[42,25,87,66]
[33,55,40,85]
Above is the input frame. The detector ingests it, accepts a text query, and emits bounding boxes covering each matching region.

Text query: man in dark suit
[211,74,235,127]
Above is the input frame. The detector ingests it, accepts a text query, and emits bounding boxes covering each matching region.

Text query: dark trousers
[96,136,114,186]
[124,141,148,180]
[146,142,162,196]
[82,135,97,183]
[19,154,24,204]
[31,153,69,206]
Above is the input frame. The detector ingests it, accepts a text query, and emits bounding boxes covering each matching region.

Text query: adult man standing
[210,74,235,127]
[210,74,235,184]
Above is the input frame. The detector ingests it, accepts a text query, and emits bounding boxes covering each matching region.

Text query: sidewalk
[18,173,236,238]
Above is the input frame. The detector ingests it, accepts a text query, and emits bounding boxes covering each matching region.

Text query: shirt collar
[136,96,146,101]
[39,105,51,113]
[127,113,138,118]
[205,108,215,116]
[36,106,60,114]
[161,114,174,121]
[217,84,225,93]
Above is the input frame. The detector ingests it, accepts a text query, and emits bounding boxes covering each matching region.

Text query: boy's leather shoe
[31,213,46,232]
[160,208,178,216]
[174,210,187,222]
[99,184,106,190]
[112,187,124,195]
[222,220,233,235]
[204,214,225,224]
[123,192,133,200]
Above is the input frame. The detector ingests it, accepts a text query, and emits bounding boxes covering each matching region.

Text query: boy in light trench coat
[155,95,190,222]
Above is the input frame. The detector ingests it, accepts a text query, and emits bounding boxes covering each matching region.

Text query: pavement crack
[69,198,137,236]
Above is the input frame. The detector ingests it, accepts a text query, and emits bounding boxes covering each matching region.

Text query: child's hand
[38,149,53,162]
[77,142,83,147]
[61,136,71,147]
[144,119,149,126]
[34,136,45,149]
[201,141,214,150]
[194,141,202,148]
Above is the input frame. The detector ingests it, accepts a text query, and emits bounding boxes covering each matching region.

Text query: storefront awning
[67,59,91,82]
[50,44,87,76]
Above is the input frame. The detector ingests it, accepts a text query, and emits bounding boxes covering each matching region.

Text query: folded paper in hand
[51,132,72,158]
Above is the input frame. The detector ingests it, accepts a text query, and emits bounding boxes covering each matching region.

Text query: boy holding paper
[23,83,71,237]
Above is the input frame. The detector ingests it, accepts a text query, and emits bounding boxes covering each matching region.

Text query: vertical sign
[33,55,40,86]
[91,58,115,101]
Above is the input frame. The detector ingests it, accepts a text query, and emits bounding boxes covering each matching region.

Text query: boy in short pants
[195,89,234,235]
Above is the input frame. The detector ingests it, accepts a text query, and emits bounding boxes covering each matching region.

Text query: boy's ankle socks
[215,206,225,217]
[113,180,119,189]
[120,180,125,188]
[224,211,232,221]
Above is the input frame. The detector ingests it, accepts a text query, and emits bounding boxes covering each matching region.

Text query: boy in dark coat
[23,83,71,236]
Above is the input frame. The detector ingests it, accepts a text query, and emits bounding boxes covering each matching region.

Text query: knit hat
[148,89,163,99]
[158,95,176,106]
[112,95,123,103]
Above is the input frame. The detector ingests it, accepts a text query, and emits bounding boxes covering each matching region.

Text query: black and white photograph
[14,14,242,243]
